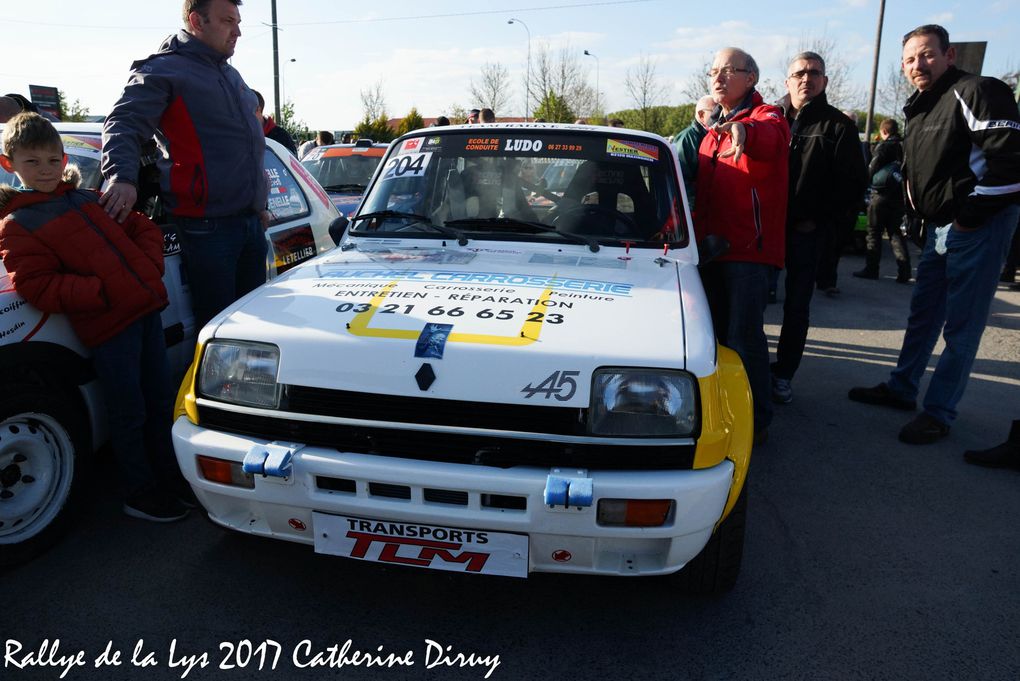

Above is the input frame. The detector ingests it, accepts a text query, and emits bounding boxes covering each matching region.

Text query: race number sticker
[380,152,432,181]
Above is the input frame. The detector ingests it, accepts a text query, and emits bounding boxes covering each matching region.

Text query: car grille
[197,405,696,471]
[279,385,586,435]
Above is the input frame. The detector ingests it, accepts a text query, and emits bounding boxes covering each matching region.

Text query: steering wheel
[549,202,639,236]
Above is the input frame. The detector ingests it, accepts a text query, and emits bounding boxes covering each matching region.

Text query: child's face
[0,145,67,193]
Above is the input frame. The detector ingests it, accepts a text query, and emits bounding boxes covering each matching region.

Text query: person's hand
[259,210,272,230]
[98,182,137,223]
[715,121,746,162]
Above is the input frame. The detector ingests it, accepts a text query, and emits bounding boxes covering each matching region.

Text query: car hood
[212,244,713,406]
[327,192,363,214]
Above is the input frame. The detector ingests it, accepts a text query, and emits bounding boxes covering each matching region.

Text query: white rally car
[172,124,753,592]
[0,123,341,565]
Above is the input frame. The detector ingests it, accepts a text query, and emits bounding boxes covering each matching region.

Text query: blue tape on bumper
[264,449,293,477]
[544,476,569,506]
[567,477,593,506]
[242,448,267,475]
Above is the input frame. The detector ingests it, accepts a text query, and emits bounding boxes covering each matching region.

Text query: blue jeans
[887,204,1020,425]
[91,311,176,497]
[175,213,267,330]
[773,227,822,380]
[701,261,773,432]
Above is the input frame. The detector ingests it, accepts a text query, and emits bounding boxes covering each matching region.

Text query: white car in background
[0,122,342,565]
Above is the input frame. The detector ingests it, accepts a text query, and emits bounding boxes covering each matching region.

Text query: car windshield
[302,146,385,191]
[351,130,688,246]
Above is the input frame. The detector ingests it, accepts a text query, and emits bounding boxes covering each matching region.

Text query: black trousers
[816,211,857,290]
[774,227,822,380]
[864,194,910,273]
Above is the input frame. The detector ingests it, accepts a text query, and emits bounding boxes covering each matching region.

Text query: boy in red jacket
[0,113,188,522]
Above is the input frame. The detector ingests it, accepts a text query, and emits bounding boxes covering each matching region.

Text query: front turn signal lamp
[197,455,255,489]
[597,499,674,527]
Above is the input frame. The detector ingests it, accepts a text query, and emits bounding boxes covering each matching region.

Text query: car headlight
[588,369,698,437]
[198,341,281,408]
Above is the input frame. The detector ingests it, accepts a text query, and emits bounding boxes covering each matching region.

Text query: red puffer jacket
[0,182,167,347]
[694,91,790,268]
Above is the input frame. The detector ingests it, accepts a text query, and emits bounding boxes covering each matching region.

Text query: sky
[2,0,1017,131]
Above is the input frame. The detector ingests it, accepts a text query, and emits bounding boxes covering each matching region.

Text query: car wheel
[0,385,88,566]
[672,485,747,594]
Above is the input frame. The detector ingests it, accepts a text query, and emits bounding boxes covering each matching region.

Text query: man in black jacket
[854,118,911,281]
[771,51,867,404]
[254,90,298,156]
[849,24,1020,445]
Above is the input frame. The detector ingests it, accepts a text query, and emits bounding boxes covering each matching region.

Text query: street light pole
[864,0,886,145]
[271,0,280,122]
[508,18,531,121]
[281,58,296,113]
[584,50,599,120]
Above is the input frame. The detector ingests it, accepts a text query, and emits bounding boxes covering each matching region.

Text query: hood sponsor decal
[529,253,627,270]
[317,269,633,296]
[345,281,558,349]
[606,138,660,162]
[415,323,453,358]
[362,249,476,265]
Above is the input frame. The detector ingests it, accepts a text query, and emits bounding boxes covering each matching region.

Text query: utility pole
[864,0,886,145]
[271,0,281,122]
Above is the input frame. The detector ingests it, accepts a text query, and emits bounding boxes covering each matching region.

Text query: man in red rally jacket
[695,47,791,445]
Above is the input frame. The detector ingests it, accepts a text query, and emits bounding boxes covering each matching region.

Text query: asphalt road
[5,247,1019,681]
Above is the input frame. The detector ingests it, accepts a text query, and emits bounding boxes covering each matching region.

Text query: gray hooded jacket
[102,31,268,218]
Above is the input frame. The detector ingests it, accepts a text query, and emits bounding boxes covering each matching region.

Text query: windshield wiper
[352,210,468,245]
[322,183,367,192]
[445,217,599,252]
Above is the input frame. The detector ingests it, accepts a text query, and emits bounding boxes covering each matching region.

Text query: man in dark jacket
[853,118,911,281]
[100,0,270,330]
[253,90,297,155]
[849,24,1020,445]
[696,47,791,443]
[771,51,867,404]
[672,95,716,209]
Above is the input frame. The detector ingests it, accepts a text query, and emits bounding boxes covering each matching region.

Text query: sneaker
[848,383,916,411]
[853,268,879,280]
[898,413,950,445]
[124,491,189,523]
[771,375,793,404]
[824,286,841,297]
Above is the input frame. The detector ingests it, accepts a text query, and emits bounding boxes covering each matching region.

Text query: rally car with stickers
[172,123,753,592]
[301,139,389,216]
[0,123,341,565]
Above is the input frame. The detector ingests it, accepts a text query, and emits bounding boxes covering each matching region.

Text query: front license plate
[312,513,529,578]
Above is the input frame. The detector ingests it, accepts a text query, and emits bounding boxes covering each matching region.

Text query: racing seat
[431,163,467,223]
[557,160,654,238]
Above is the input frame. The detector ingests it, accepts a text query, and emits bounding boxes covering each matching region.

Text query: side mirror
[328,216,349,246]
[697,234,729,265]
